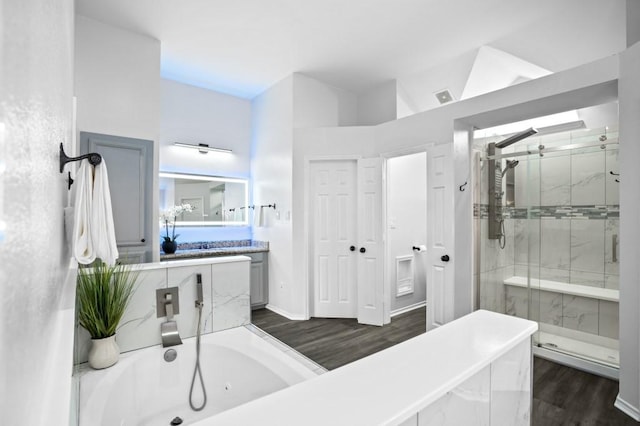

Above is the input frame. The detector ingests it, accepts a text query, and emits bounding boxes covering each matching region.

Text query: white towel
[72,160,119,266]
[91,162,119,266]
[72,161,95,265]
[254,206,265,227]
[64,206,74,251]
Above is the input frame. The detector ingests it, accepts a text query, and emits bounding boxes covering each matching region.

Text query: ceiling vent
[434,89,454,104]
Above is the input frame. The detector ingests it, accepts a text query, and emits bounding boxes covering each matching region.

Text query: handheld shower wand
[195,273,203,308]
[190,273,207,411]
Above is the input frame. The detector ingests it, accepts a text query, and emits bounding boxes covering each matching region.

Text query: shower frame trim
[484,138,618,161]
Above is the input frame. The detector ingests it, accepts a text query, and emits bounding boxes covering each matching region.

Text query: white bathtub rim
[77,326,318,425]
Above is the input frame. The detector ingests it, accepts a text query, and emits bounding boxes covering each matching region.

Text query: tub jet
[170,416,183,425]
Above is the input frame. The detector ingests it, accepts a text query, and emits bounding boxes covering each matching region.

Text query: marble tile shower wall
[477,141,619,340]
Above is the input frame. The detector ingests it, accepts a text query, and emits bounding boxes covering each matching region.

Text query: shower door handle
[440,254,450,262]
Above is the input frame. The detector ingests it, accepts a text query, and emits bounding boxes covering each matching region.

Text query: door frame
[380,145,429,325]
[303,155,364,320]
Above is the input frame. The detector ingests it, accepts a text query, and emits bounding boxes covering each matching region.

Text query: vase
[162,240,177,254]
[88,335,120,369]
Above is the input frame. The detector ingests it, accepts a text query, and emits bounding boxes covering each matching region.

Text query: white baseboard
[615,395,640,421]
[265,304,307,321]
[390,301,426,318]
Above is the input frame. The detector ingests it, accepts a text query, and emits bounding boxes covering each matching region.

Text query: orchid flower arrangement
[160,203,195,242]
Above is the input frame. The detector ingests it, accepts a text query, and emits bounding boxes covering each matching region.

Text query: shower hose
[189,303,207,411]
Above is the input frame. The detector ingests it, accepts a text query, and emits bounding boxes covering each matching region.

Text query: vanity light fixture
[174,142,232,155]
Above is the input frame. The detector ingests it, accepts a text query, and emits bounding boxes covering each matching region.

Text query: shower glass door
[477,125,619,369]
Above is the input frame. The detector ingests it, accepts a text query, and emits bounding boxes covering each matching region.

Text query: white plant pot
[88,335,120,369]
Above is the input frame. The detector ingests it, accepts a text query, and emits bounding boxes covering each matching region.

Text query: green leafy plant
[76,261,139,339]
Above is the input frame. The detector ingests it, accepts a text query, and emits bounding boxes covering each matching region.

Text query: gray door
[80,132,153,263]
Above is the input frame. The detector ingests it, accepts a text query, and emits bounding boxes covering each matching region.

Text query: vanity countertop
[160,240,268,261]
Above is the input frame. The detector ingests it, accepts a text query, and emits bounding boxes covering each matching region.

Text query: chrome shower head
[495,127,538,149]
[501,159,519,177]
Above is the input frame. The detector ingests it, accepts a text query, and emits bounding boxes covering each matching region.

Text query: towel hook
[459,181,468,192]
[59,143,102,173]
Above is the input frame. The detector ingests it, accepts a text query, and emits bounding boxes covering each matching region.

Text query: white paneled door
[426,144,454,331]
[310,158,384,325]
[356,158,384,326]
[312,160,358,318]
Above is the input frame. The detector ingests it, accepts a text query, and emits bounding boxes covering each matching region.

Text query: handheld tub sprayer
[189,273,207,411]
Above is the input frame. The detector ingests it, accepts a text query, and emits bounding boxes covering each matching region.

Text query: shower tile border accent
[474,204,619,220]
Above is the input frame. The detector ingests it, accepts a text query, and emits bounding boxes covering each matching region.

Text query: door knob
[441,254,450,262]
[141,238,146,243]
[360,247,366,253]
[350,246,356,252]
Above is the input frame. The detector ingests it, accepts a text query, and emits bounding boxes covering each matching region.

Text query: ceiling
[76,0,626,99]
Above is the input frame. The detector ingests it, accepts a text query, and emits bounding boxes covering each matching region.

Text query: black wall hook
[459,181,468,191]
[59,142,102,173]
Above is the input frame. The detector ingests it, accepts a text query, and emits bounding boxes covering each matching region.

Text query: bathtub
[78,326,319,425]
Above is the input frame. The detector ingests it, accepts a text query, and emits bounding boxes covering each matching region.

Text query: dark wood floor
[252,306,425,370]
[251,307,638,425]
[533,356,637,425]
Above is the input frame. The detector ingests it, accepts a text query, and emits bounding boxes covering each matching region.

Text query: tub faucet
[160,291,183,347]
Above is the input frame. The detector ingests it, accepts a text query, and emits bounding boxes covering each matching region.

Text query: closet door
[356,158,384,326]
[311,160,358,318]
[81,132,153,263]
[426,143,454,330]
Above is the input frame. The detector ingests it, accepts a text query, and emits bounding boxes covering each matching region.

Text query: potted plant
[160,203,194,254]
[76,261,139,369]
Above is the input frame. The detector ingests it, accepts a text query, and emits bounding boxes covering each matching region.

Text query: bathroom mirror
[159,172,249,226]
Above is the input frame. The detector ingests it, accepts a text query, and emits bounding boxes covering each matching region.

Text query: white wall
[75,15,160,143]
[617,40,640,420]
[160,79,251,176]
[629,0,640,46]
[387,152,427,312]
[357,80,398,125]
[75,15,161,258]
[160,79,252,242]
[251,76,296,316]
[0,1,76,424]
[293,73,359,127]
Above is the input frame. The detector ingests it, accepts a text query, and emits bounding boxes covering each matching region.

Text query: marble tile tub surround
[203,311,537,426]
[74,256,251,364]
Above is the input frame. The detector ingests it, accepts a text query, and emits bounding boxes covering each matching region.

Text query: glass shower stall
[475,123,619,375]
